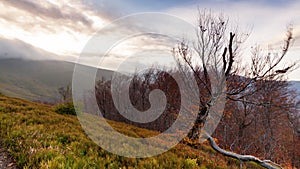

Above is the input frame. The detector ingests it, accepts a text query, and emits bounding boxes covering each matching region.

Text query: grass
[0,59,114,103]
[0,94,262,169]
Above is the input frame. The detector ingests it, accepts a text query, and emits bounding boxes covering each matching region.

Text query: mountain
[0,58,113,103]
[0,57,298,104]
[290,81,300,100]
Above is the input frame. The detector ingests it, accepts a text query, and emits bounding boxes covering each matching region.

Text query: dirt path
[0,143,18,169]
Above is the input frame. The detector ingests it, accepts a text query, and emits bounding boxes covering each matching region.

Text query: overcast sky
[0,0,299,80]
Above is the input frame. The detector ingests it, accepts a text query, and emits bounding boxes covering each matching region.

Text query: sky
[0,0,300,80]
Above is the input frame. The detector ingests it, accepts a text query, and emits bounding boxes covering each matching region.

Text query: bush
[183,158,198,168]
[54,102,76,115]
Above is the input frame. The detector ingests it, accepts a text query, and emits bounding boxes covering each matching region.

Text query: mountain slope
[1,58,298,104]
[0,59,74,103]
[0,94,262,169]
[0,58,113,103]
[290,81,300,100]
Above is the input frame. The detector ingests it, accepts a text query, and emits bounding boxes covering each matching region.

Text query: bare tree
[58,84,72,102]
[173,9,298,169]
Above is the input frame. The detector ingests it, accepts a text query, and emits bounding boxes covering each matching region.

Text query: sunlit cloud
[0,0,107,58]
[0,38,58,60]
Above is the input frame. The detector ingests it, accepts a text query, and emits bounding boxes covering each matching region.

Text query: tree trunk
[206,134,282,169]
[188,106,208,140]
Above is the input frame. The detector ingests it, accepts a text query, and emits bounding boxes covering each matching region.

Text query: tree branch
[206,134,282,169]
[225,32,235,77]
[222,47,228,72]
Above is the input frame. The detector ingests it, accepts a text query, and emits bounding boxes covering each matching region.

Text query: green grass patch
[54,102,76,115]
[0,95,262,169]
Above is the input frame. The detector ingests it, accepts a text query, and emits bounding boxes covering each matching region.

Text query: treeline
[95,69,181,131]
[215,76,300,167]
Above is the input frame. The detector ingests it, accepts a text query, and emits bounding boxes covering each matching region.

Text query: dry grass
[0,94,261,169]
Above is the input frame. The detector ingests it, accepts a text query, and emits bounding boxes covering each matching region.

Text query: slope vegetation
[0,59,113,103]
[0,94,262,169]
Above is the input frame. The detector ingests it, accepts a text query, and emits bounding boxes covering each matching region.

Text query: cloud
[167,0,300,41]
[0,0,107,34]
[0,37,74,61]
[3,0,92,26]
[99,0,197,11]
[0,0,193,60]
[0,0,111,57]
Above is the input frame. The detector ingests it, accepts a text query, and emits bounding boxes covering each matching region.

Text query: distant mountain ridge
[0,58,299,104]
[0,58,113,103]
[290,81,300,101]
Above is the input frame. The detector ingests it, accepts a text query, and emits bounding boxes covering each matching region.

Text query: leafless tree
[173,9,298,169]
[58,84,72,102]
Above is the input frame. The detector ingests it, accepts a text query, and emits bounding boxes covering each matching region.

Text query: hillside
[0,58,113,103]
[0,94,263,169]
[290,81,300,100]
[1,58,298,105]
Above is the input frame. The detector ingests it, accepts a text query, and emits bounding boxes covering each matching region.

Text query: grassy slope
[0,94,262,169]
[0,59,113,103]
[0,59,74,103]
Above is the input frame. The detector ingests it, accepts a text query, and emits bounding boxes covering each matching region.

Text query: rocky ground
[0,143,18,169]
